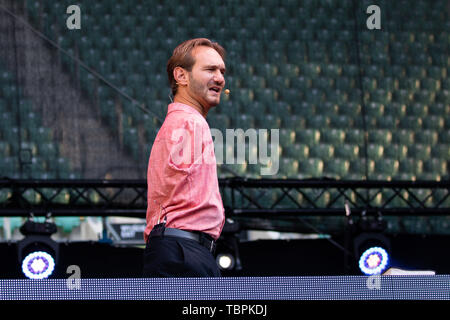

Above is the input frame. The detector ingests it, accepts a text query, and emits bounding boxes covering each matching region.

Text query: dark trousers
[143,233,221,278]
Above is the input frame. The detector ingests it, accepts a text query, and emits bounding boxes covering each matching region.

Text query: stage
[0,276,449,300]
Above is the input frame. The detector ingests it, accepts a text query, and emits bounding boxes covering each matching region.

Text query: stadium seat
[436,90,450,104]
[377,116,398,129]
[368,130,392,145]
[296,129,320,145]
[366,102,385,118]
[279,129,296,147]
[345,129,365,145]
[338,102,361,117]
[307,115,330,129]
[324,159,350,178]
[279,158,299,178]
[393,89,413,104]
[367,144,384,160]
[285,143,309,160]
[350,159,375,176]
[400,158,424,175]
[384,102,406,117]
[321,129,345,145]
[329,115,354,129]
[236,114,255,130]
[257,114,281,129]
[375,159,400,176]
[282,111,306,128]
[408,144,432,162]
[399,117,422,130]
[392,129,415,145]
[298,158,324,177]
[431,144,449,159]
[384,144,409,161]
[310,144,335,161]
[334,144,360,161]
[424,158,447,176]
[415,130,438,145]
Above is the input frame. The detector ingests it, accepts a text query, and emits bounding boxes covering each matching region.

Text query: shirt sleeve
[168,117,206,172]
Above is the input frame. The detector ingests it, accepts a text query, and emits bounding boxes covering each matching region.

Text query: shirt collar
[167,102,204,117]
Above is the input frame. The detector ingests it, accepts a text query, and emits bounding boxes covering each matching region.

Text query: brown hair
[167,38,226,96]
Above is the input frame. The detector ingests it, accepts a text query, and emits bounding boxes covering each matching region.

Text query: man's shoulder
[166,109,208,128]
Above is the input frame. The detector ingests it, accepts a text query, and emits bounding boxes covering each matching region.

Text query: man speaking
[143,38,227,277]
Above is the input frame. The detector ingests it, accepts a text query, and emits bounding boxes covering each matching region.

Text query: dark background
[2,233,449,279]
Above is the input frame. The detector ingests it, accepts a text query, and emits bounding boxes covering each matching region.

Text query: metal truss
[223,178,450,216]
[0,178,449,234]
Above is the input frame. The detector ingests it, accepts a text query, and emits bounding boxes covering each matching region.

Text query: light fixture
[214,219,242,272]
[216,253,235,270]
[17,214,59,279]
[354,232,391,275]
[358,246,390,275]
[21,251,55,279]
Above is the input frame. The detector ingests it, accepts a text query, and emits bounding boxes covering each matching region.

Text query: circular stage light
[21,251,55,279]
[358,246,389,275]
[216,253,235,270]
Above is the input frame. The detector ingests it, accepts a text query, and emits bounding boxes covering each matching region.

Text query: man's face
[187,46,226,109]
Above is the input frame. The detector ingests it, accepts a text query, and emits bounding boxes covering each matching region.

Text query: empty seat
[367,144,384,160]
[345,129,365,144]
[291,101,315,117]
[298,158,324,177]
[285,143,309,160]
[307,115,330,129]
[283,115,306,129]
[384,102,406,117]
[350,159,375,176]
[399,117,422,130]
[279,158,299,178]
[393,89,413,104]
[377,115,398,129]
[324,159,350,178]
[384,144,408,161]
[321,129,345,145]
[431,144,449,159]
[310,144,334,161]
[257,114,281,128]
[236,114,255,130]
[365,102,385,118]
[415,130,438,145]
[329,115,354,128]
[399,158,423,175]
[296,129,320,145]
[423,158,447,175]
[279,129,296,146]
[370,89,392,105]
[407,144,432,162]
[334,144,359,161]
[368,129,392,145]
[414,90,435,105]
[375,159,400,176]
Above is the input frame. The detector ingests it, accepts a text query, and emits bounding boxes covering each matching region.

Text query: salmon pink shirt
[144,102,225,242]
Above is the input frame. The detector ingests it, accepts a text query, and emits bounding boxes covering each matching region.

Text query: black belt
[149,224,216,253]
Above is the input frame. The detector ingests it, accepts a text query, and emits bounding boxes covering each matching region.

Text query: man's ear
[173,66,188,87]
